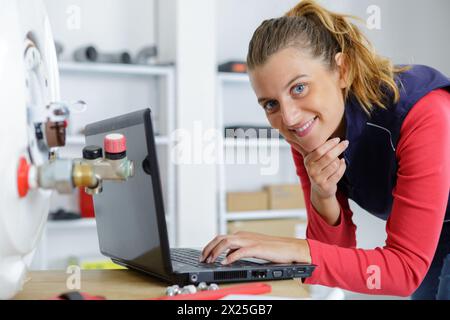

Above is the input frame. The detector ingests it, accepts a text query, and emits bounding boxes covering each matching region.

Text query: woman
[201,0,450,299]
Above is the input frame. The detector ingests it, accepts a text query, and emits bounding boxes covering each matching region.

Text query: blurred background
[33,0,450,299]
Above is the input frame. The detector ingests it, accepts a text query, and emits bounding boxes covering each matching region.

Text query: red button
[104,134,126,154]
[17,157,30,198]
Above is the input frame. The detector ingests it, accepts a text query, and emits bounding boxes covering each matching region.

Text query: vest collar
[343,94,370,166]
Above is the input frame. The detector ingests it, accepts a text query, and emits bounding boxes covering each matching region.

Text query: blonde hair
[247,0,409,115]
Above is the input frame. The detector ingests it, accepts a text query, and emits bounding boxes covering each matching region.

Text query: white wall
[217,0,450,74]
[216,0,300,63]
[158,0,219,247]
[321,0,450,75]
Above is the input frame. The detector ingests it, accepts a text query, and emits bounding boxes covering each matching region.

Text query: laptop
[85,108,316,285]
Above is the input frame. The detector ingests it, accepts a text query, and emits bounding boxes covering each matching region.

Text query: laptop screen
[85,109,172,277]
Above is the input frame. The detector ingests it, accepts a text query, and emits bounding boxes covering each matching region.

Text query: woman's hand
[306,138,348,199]
[200,231,311,265]
[291,137,349,200]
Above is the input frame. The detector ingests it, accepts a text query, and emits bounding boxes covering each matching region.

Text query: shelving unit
[216,72,306,235]
[33,61,177,270]
[64,61,176,242]
[60,61,176,242]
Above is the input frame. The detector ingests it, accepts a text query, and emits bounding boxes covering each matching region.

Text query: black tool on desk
[85,109,316,286]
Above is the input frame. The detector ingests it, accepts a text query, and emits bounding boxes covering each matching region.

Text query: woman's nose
[280,102,302,128]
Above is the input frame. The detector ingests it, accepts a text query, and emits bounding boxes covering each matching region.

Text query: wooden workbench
[13,270,311,300]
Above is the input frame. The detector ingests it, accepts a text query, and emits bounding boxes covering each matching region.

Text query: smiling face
[249,47,348,154]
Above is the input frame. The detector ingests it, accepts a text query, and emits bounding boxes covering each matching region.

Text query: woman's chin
[301,139,325,154]
[286,134,324,155]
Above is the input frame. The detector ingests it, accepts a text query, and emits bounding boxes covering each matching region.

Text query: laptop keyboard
[170,248,250,268]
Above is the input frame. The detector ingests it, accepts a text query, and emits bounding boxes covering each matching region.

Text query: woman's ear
[335,52,349,89]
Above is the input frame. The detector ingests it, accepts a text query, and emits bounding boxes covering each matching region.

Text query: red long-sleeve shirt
[292,89,450,296]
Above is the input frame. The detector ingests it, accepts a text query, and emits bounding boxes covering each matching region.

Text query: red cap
[104,134,126,153]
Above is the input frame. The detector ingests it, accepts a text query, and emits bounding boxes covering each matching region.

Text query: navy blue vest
[339,65,450,222]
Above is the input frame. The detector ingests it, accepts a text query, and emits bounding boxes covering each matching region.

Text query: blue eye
[264,100,278,113]
[292,84,306,95]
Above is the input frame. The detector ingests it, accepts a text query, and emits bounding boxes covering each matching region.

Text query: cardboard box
[227,191,268,212]
[227,219,307,238]
[265,184,305,210]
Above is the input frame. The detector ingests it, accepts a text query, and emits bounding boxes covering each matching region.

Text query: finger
[305,137,341,164]
[222,246,258,265]
[226,248,239,257]
[200,235,227,262]
[320,158,341,179]
[208,238,237,263]
[327,158,347,184]
[208,237,254,263]
[314,141,349,170]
